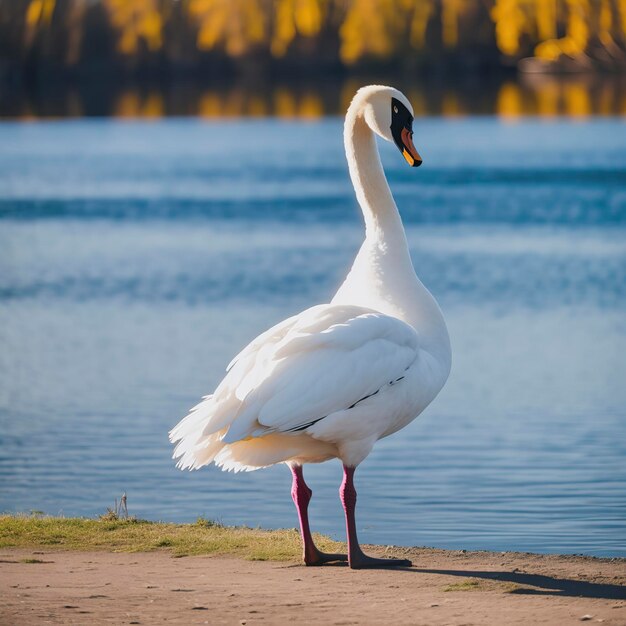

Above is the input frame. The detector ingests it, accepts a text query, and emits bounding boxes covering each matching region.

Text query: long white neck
[343,106,407,243]
[333,100,451,373]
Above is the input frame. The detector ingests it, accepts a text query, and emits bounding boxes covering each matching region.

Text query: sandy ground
[1,547,625,625]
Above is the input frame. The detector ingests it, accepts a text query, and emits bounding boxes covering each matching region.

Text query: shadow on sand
[280,559,626,599]
[408,568,626,600]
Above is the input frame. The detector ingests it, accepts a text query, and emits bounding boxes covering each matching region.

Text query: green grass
[0,514,344,561]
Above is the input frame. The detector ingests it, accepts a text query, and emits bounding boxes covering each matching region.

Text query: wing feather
[220,304,419,442]
[170,303,420,470]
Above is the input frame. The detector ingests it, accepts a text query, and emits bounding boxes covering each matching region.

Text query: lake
[0,117,625,557]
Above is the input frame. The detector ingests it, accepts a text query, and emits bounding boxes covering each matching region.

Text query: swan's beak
[400,128,422,167]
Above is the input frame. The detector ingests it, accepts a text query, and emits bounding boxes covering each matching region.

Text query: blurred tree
[105,0,162,55]
[340,0,400,63]
[1,0,625,76]
[188,0,266,56]
[491,0,527,56]
[271,0,324,56]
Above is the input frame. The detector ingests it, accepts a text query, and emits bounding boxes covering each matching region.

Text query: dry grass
[0,514,344,561]
[443,579,485,592]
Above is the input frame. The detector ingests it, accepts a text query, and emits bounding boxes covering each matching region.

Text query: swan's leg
[290,464,347,566]
[340,465,412,569]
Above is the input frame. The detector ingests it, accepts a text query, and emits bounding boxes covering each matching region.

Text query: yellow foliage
[295,0,323,35]
[535,0,556,40]
[534,38,563,61]
[491,0,527,56]
[26,0,56,26]
[273,0,297,56]
[340,0,402,63]
[24,0,57,48]
[190,0,266,56]
[271,0,323,56]
[17,0,626,66]
[105,0,163,54]
[534,0,590,61]
[598,0,613,44]
[565,0,589,53]
[408,0,433,49]
[25,0,42,26]
[442,0,462,48]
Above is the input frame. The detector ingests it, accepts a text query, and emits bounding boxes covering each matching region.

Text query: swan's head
[353,85,422,167]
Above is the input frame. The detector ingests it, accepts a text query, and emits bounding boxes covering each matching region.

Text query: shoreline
[1,514,624,563]
[2,547,625,626]
[1,516,625,624]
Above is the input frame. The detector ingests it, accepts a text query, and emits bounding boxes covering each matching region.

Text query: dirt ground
[1,547,625,625]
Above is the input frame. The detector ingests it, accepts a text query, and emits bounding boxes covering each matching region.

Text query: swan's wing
[220,304,419,442]
[169,303,419,471]
[225,311,301,372]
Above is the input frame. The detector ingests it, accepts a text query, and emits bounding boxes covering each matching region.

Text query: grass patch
[0,514,343,562]
[443,578,530,594]
[443,579,484,592]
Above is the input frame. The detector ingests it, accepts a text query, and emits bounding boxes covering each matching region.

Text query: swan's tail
[169,395,229,470]
[170,395,333,472]
[169,396,282,473]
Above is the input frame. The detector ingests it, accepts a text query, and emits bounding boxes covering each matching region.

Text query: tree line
[1,0,625,79]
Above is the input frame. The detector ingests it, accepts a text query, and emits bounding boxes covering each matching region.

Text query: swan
[169,85,451,569]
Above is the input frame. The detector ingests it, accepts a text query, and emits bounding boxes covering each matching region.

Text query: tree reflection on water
[2,74,625,119]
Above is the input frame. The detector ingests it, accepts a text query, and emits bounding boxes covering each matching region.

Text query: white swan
[170,85,451,569]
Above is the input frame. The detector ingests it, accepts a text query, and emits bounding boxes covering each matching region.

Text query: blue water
[0,118,625,557]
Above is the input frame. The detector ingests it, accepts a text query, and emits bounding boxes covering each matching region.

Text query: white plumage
[171,304,425,471]
[170,85,452,568]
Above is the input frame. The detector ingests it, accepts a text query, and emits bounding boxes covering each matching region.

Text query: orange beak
[400,127,422,167]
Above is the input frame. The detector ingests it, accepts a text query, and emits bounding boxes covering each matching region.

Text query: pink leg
[340,465,412,569]
[290,465,347,566]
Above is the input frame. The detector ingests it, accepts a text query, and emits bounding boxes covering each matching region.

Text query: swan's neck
[336,106,451,373]
[344,110,406,244]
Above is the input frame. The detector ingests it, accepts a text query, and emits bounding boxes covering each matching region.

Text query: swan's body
[170,85,451,568]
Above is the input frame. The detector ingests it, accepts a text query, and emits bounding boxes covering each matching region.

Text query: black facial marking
[390,96,414,154]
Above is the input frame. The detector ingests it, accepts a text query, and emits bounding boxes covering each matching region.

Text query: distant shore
[1,516,625,624]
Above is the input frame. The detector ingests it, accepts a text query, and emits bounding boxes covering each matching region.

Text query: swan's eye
[393,105,398,114]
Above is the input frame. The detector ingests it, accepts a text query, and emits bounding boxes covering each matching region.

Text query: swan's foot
[348,552,412,570]
[304,549,348,566]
